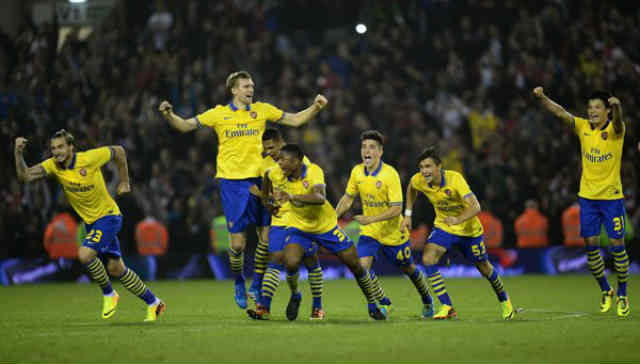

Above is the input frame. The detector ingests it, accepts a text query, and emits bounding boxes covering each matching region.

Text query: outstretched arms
[279,95,328,127]
[14,137,47,183]
[158,101,199,133]
[533,86,574,125]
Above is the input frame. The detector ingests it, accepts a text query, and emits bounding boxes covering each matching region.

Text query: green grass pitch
[1,275,638,363]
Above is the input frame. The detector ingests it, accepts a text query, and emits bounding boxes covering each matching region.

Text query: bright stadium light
[69,0,87,3]
[355,23,367,34]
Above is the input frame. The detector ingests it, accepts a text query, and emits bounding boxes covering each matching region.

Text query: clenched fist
[158,101,173,115]
[15,137,28,154]
[533,86,544,98]
[313,94,328,110]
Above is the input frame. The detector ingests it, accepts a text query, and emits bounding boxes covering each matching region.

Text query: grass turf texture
[1,275,638,363]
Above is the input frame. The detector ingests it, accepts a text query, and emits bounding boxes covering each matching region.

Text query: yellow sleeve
[85,147,113,168]
[573,116,588,135]
[196,106,221,127]
[259,102,285,123]
[345,167,359,197]
[453,173,474,199]
[387,169,403,204]
[41,158,55,176]
[308,165,326,186]
[409,173,420,190]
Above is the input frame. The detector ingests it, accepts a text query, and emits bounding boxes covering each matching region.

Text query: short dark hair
[280,144,304,161]
[588,90,612,108]
[417,146,441,165]
[50,129,74,146]
[360,130,385,146]
[262,128,283,142]
[226,70,252,94]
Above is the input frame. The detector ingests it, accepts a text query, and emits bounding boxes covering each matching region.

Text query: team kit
[14,71,630,322]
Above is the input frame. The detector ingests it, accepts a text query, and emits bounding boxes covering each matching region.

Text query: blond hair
[226,71,252,94]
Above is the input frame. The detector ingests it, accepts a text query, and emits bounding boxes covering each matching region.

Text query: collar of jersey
[60,153,77,170]
[428,169,445,188]
[590,119,610,131]
[288,163,308,181]
[228,102,251,111]
[364,160,383,177]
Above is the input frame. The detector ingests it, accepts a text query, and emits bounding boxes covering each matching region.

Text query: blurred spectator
[561,201,584,247]
[135,216,169,280]
[43,210,78,259]
[515,200,550,248]
[478,208,503,249]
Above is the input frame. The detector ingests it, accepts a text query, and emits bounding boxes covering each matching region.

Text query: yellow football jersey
[573,117,625,200]
[196,102,284,179]
[268,163,337,234]
[260,154,311,227]
[41,147,121,224]
[410,169,483,237]
[345,162,408,246]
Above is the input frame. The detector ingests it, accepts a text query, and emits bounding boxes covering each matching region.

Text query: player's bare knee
[77,247,95,264]
[610,238,624,247]
[400,264,414,275]
[422,254,437,266]
[107,261,125,277]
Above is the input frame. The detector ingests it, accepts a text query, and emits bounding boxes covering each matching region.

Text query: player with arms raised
[159,71,327,309]
[533,86,629,316]
[14,130,165,321]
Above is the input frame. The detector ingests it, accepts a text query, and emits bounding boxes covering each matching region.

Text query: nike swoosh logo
[103,308,115,317]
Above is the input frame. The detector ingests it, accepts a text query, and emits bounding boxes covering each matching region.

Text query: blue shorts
[286,226,353,255]
[579,198,625,239]
[218,178,271,233]
[269,226,318,257]
[357,235,413,266]
[428,228,488,263]
[83,215,123,258]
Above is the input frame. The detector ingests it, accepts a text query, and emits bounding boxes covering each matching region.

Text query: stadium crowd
[1,0,638,261]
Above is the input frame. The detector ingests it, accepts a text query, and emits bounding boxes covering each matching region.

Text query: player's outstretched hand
[117,181,131,195]
[14,137,28,153]
[158,101,173,115]
[533,86,544,98]
[313,94,328,110]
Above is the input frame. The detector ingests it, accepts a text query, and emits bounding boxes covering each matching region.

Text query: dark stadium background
[1,0,638,278]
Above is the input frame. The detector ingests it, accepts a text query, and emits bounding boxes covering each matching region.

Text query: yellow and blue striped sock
[369,270,390,305]
[425,264,452,306]
[229,247,244,280]
[355,270,376,306]
[408,269,432,305]
[586,245,611,292]
[118,268,157,305]
[308,264,323,309]
[260,264,281,310]
[612,245,629,297]
[85,258,113,295]
[487,267,508,302]
[252,238,269,285]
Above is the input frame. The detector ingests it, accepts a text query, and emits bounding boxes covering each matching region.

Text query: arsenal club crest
[79,168,87,177]
[376,180,382,189]
[250,111,257,119]
[444,189,452,197]
[303,180,309,188]
[601,131,608,140]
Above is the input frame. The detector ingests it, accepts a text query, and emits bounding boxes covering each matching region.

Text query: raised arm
[533,86,574,124]
[14,137,47,183]
[158,101,199,133]
[335,194,355,218]
[109,145,131,195]
[279,95,328,127]
[400,183,419,232]
[608,96,624,135]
